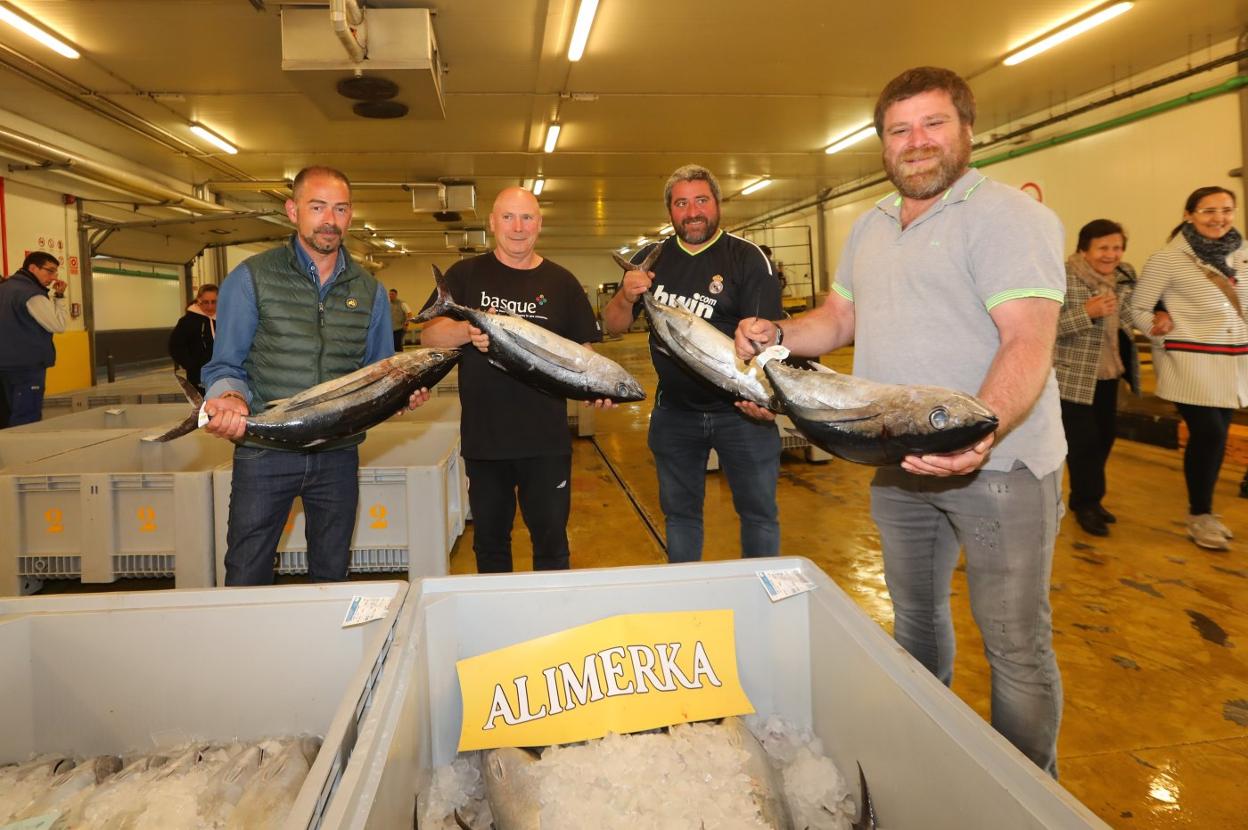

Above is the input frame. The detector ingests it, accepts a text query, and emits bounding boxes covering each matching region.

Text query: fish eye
[929,407,950,430]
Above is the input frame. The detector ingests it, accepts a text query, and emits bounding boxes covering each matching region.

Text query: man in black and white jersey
[603,164,783,563]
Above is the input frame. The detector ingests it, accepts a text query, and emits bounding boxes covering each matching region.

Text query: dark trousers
[224,444,360,585]
[1060,379,1119,511]
[465,455,572,573]
[1175,403,1234,516]
[0,367,46,427]
[393,329,405,352]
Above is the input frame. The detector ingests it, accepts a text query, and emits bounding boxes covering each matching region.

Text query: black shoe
[1074,508,1109,537]
[1095,505,1117,524]
[1240,478,1248,499]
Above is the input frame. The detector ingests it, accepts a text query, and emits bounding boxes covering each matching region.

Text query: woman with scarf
[1055,219,1140,537]
[1131,186,1248,550]
[168,283,218,393]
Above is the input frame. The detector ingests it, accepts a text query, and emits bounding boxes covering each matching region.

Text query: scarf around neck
[1066,252,1117,295]
[1182,222,1242,278]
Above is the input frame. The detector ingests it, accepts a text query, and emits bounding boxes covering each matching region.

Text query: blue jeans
[224,444,360,585]
[870,463,1064,777]
[648,403,781,563]
[0,367,46,427]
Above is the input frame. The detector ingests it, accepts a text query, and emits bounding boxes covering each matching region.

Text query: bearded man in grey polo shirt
[735,66,1067,778]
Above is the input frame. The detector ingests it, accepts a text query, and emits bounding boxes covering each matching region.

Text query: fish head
[892,387,998,453]
[612,376,647,402]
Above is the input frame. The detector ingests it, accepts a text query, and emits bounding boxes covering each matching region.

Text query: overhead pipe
[0,125,231,213]
[330,0,366,63]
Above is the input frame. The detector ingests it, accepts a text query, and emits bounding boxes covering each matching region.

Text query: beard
[302,224,342,254]
[884,133,972,200]
[674,213,719,245]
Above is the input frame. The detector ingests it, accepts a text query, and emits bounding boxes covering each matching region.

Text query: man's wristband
[774,323,784,346]
[220,391,246,402]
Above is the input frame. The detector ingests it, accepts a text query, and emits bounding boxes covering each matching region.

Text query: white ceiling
[0,0,1245,257]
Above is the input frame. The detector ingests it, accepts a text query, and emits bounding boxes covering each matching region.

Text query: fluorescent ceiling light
[659,225,673,236]
[532,177,545,196]
[618,246,629,255]
[825,124,875,155]
[0,6,79,59]
[383,238,397,249]
[741,178,771,196]
[543,123,561,153]
[1004,1,1133,67]
[189,123,238,155]
[636,236,648,245]
[567,0,600,62]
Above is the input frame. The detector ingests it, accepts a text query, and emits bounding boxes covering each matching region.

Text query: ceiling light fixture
[532,177,545,196]
[383,238,397,249]
[1003,1,1133,67]
[189,123,239,155]
[618,246,629,255]
[636,236,649,245]
[740,178,771,196]
[825,124,875,155]
[659,225,674,236]
[544,123,561,153]
[567,0,600,62]
[0,6,79,59]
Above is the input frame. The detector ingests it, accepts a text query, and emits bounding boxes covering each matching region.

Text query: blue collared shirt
[202,236,393,403]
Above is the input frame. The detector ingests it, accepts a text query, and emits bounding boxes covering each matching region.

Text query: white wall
[1,178,84,332]
[90,258,183,331]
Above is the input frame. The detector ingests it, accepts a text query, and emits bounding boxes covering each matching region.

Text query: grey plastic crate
[212,422,464,585]
[0,432,234,595]
[0,429,137,471]
[0,581,408,830]
[4,403,189,433]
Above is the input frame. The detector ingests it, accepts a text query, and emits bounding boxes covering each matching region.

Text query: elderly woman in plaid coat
[1054,219,1143,537]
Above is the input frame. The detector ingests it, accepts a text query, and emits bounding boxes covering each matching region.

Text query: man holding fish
[201,166,430,585]
[736,68,1067,777]
[420,187,607,573]
[603,164,784,564]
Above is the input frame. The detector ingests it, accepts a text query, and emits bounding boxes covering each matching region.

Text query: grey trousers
[870,462,1064,778]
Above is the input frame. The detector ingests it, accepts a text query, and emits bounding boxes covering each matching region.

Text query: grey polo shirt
[833,168,1067,477]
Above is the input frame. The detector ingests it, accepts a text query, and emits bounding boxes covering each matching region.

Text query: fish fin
[788,401,879,424]
[175,372,203,408]
[610,252,635,271]
[611,243,662,273]
[513,336,592,375]
[413,264,459,323]
[141,411,201,442]
[279,361,397,412]
[851,762,878,830]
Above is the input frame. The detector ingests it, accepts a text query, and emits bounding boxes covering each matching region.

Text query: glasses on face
[1194,207,1236,217]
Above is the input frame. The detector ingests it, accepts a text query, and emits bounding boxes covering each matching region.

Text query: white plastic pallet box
[0,430,135,471]
[212,423,464,584]
[3,403,190,433]
[323,558,1110,830]
[0,581,407,830]
[0,432,233,594]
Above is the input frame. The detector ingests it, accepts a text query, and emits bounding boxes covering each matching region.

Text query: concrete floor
[448,333,1248,830]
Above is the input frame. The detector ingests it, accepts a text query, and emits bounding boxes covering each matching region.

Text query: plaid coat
[1054,262,1140,405]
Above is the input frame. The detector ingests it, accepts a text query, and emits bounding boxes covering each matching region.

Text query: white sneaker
[1187,514,1230,551]
[1212,515,1234,539]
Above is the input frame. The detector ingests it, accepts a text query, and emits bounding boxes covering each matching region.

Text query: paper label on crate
[455,610,753,752]
[342,595,391,627]
[0,815,59,830]
[758,568,816,602]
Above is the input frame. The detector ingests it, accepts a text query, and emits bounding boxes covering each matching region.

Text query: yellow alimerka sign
[456,610,752,752]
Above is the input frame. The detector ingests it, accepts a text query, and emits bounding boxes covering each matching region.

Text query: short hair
[196,283,218,298]
[1168,186,1237,240]
[292,166,351,199]
[22,252,58,271]
[874,66,976,137]
[758,244,772,257]
[664,164,722,208]
[388,288,398,295]
[1076,219,1127,252]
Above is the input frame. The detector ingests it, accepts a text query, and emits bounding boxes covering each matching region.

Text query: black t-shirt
[633,231,782,411]
[420,254,601,459]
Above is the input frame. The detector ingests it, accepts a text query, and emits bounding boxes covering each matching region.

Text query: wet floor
[448,333,1248,830]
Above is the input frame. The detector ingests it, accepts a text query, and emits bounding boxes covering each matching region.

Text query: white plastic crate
[383,395,460,424]
[0,432,233,595]
[0,430,136,471]
[212,422,465,585]
[0,581,407,830]
[323,559,1109,830]
[4,403,190,433]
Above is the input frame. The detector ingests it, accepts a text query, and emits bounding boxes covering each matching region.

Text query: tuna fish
[226,736,321,829]
[144,348,461,447]
[481,747,543,830]
[416,265,646,403]
[756,346,998,465]
[611,249,773,407]
[852,763,878,830]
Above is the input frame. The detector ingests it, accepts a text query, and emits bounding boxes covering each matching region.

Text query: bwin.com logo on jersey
[535,293,548,306]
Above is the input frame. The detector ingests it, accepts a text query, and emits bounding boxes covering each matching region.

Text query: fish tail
[413,265,455,323]
[610,243,663,273]
[142,371,204,442]
[176,371,203,409]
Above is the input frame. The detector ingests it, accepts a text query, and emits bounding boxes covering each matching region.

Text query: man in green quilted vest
[201,166,430,585]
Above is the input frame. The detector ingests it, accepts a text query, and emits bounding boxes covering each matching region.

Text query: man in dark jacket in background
[0,252,67,427]
[168,283,218,393]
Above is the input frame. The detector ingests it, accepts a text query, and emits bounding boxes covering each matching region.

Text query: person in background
[420,186,607,573]
[735,66,1066,777]
[1130,186,1248,551]
[1054,220,1142,536]
[0,252,67,427]
[201,166,429,585]
[601,164,783,564]
[168,283,218,393]
[389,288,411,352]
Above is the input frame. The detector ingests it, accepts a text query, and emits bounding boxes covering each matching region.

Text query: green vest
[241,239,379,450]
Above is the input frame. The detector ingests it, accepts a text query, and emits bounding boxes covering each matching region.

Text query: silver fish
[612,249,773,407]
[852,763,878,830]
[757,346,998,465]
[0,756,75,823]
[12,755,121,823]
[417,265,647,403]
[481,747,543,830]
[720,716,793,829]
[144,348,461,447]
[226,736,320,829]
